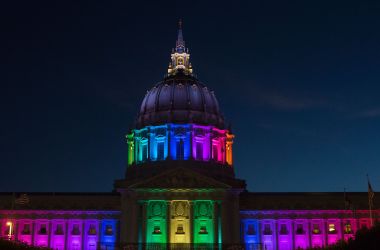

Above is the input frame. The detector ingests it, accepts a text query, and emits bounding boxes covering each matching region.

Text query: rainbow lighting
[126,123,234,166]
[1,21,378,250]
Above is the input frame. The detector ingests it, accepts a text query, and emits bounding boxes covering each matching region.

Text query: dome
[136,73,225,128]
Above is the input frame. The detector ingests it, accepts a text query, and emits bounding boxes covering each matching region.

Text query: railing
[97,243,263,250]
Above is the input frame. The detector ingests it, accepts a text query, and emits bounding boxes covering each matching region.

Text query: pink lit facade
[0,210,119,250]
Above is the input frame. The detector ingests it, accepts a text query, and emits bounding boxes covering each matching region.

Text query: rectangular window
[199,226,208,234]
[263,224,272,235]
[279,224,288,235]
[296,224,304,235]
[328,224,336,234]
[196,141,203,160]
[176,139,184,160]
[344,222,352,234]
[21,224,31,235]
[142,143,148,162]
[312,224,320,234]
[153,226,161,234]
[157,141,165,160]
[55,224,64,235]
[38,224,47,235]
[212,144,218,162]
[88,224,97,235]
[72,224,81,235]
[105,225,113,236]
[176,224,185,234]
[246,224,256,235]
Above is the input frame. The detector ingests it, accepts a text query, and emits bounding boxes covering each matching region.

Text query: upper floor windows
[38,224,47,235]
[21,224,31,235]
[328,223,337,234]
[344,222,353,234]
[263,224,272,235]
[279,224,288,235]
[71,224,81,235]
[88,224,97,235]
[105,225,113,236]
[246,224,256,235]
[55,224,64,235]
[312,224,321,234]
[295,224,304,235]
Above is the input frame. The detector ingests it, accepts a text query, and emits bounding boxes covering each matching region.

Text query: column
[142,202,147,243]
[190,201,194,244]
[213,201,218,245]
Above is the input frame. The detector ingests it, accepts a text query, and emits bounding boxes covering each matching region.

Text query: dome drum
[126,123,234,167]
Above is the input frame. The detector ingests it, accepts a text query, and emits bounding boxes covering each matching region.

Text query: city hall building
[0,24,378,250]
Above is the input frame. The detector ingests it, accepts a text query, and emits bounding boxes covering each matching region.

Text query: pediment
[129,167,231,189]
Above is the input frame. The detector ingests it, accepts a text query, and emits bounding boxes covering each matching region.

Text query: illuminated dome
[125,21,235,181]
[137,73,224,129]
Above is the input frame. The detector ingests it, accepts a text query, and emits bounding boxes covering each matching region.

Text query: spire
[168,19,193,76]
[176,19,185,50]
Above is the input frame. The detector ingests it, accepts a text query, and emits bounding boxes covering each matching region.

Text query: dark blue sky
[1,0,380,192]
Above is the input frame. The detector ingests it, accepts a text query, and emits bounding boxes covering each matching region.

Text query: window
[328,224,336,234]
[105,225,113,236]
[72,224,81,235]
[296,224,304,235]
[246,224,256,235]
[344,223,352,234]
[212,144,218,162]
[199,226,208,234]
[153,226,161,234]
[157,141,165,160]
[141,143,148,162]
[263,224,272,235]
[196,141,203,160]
[312,224,320,234]
[176,224,185,234]
[55,224,64,235]
[38,224,47,235]
[176,139,184,160]
[21,224,31,235]
[88,224,97,235]
[279,224,288,235]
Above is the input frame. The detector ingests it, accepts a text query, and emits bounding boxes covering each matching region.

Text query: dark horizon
[2,0,380,192]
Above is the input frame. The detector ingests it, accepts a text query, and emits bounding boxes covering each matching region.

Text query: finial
[178,19,182,29]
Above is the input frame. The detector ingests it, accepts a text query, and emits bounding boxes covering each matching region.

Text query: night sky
[2,1,380,192]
